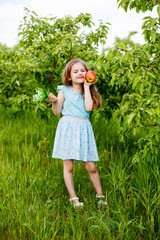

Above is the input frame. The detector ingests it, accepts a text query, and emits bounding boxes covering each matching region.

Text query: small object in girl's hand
[33,88,48,102]
[85,70,96,83]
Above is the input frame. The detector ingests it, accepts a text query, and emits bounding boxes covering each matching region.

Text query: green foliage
[0,8,110,112]
[114,0,160,167]
[117,0,160,13]
[142,15,160,44]
[94,33,141,116]
[118,1,160,44]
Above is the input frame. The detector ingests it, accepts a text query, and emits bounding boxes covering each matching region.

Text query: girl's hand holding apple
[84,70,97,86]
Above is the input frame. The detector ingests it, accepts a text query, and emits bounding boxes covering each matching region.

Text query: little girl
[48,59,107,208]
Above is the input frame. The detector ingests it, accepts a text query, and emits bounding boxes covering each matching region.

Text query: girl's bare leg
[83,161,103,196]
[63,160,79,203]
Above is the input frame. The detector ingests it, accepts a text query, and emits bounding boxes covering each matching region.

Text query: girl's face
[69,62,86,84]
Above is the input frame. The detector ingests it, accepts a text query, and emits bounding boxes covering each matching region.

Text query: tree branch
[44,77,58,82]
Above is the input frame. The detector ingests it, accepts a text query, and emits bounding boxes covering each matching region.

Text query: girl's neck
[71,83,82,93]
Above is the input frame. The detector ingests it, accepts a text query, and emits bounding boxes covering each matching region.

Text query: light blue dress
[52,85,99,162]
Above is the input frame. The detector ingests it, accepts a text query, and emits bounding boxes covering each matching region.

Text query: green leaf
[149,18,157,28]
[31,11,38,16]
[157,5,160,17]
[147,71,156,79]
[16,81,20,86]
[126,69,131,78]
[139,83,144,96]
[155,106,159,116]
[129,62,134,71]
[143,16,151,20]
[119,56,123,66]
[111,73,116,86]
[107,49,112,60]
[142,19,150,30]
[145,109,153,116]
[155,134,159,143]
[151,31,156,43]
[135,58,139,65]
[143,30,151,41]
[127,112,136,125]
[132,76,140,89]
[145,51,152,59]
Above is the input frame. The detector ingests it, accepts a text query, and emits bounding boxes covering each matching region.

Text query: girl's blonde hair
[62,59,102,109]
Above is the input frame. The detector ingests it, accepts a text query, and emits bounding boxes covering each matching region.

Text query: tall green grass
[0,107,159,239]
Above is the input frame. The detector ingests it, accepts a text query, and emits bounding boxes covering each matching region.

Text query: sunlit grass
[0,107,159,239]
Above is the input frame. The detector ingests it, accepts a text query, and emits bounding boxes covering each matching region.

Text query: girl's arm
[48,90,64,116]
[84,83,93,112]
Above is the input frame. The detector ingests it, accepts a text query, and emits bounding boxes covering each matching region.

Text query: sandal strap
[98,200,107,206]
[96,194,105,199]
[69,197,79,202]
[69,197,84,208]
[74,202,83,208]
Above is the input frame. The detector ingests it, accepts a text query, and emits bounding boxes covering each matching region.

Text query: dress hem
[52,156,99,162]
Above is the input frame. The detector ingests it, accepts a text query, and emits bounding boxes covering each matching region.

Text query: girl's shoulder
[57,85,70,95]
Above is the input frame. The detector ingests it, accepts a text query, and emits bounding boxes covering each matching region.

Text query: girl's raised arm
[84,85,93,112]
[84,80,95,112]
[48,90,64,116]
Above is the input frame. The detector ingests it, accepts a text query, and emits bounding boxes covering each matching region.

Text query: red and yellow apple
[85,70,96,83]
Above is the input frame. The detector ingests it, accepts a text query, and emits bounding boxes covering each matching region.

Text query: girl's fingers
[84,79,96,86]
[48,93,57,102]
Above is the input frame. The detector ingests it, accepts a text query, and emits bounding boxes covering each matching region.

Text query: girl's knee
[63,160,74,173]
[84,162,97,174]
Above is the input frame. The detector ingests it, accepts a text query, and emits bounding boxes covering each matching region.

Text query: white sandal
[96,194,107,207]
[69,197,84,209]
